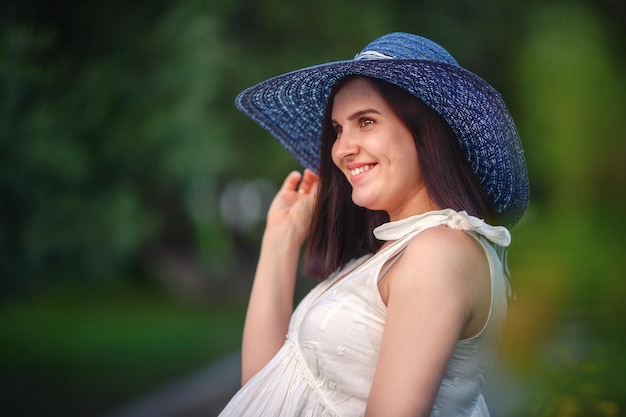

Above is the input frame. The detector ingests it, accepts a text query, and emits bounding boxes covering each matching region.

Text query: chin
[351,195,382,212]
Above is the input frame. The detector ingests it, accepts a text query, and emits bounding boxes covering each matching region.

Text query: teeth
[350,165,374,176]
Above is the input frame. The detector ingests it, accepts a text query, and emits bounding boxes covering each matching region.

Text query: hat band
[353,50,394,61]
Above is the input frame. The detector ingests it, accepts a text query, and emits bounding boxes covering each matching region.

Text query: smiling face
[330,77,439,220]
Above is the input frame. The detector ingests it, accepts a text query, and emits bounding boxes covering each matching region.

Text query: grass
[0,284,246,417]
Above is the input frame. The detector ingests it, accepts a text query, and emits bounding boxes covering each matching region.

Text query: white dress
[218,209,511,417]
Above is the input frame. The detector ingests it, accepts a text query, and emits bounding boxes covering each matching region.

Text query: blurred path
[101,352,240,417]
[103,352,528,417]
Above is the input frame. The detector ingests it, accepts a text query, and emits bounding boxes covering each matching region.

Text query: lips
[350,164,376,177]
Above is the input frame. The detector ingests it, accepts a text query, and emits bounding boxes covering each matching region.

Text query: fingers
[280,171,303,193]
[297,169,319,194]
[279,169,319,195]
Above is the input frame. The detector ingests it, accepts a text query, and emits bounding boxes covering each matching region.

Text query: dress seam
[287,337,339,417]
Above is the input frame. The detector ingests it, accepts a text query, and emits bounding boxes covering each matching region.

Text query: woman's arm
[241,169,318,385]
[366,226,491,417]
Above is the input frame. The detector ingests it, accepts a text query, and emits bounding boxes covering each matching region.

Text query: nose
[332,131,359,161]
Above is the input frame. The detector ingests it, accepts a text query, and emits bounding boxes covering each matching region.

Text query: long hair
[303,76,496,280]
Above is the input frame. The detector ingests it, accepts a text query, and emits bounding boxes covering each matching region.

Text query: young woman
[219,32,529,417]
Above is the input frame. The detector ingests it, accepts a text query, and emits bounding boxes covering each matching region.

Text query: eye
[359,117,374,128]
[332,123,342,135]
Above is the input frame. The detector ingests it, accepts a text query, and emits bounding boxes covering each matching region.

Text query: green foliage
[515,2,625,211]
[0,284,245,416]
[0,23,159,292]
[0,4,240,293]
[503,3,626,414]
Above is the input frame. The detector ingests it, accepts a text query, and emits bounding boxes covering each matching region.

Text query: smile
[350,164,376,177]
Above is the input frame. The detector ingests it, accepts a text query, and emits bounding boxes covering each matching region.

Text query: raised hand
[265,169,319,247]
[241,168,320,383]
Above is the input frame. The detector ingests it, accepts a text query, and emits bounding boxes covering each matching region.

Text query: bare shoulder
[403,225,484,262]
[383,225,489,301]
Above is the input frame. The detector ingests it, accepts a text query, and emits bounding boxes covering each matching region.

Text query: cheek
[330,143,341,167]
[391,144,420,177]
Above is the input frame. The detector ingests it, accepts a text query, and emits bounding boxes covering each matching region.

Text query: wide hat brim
[236,55,529,227]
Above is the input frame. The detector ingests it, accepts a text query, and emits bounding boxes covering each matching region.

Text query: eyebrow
[331,108,382,124]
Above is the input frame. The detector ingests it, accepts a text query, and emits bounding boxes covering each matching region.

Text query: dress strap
[372,209,514,297]
[373,209,511,247]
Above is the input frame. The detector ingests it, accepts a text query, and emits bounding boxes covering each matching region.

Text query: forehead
[331,77,388,117]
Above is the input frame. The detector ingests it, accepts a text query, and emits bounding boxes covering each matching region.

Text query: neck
[386,189,440,222]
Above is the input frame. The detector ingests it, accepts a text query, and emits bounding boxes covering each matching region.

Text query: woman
[219,32,529,417]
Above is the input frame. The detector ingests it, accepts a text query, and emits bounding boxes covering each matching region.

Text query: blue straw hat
[236,32,529,227]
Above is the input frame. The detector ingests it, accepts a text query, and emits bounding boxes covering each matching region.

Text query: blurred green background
[1,0,624,416]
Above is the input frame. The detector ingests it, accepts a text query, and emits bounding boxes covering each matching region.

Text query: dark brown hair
[303,76,496,280]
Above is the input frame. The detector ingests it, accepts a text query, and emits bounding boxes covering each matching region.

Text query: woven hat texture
[235,32,529,226]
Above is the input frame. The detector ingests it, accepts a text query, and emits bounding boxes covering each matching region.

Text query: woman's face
[331,77,436,220]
